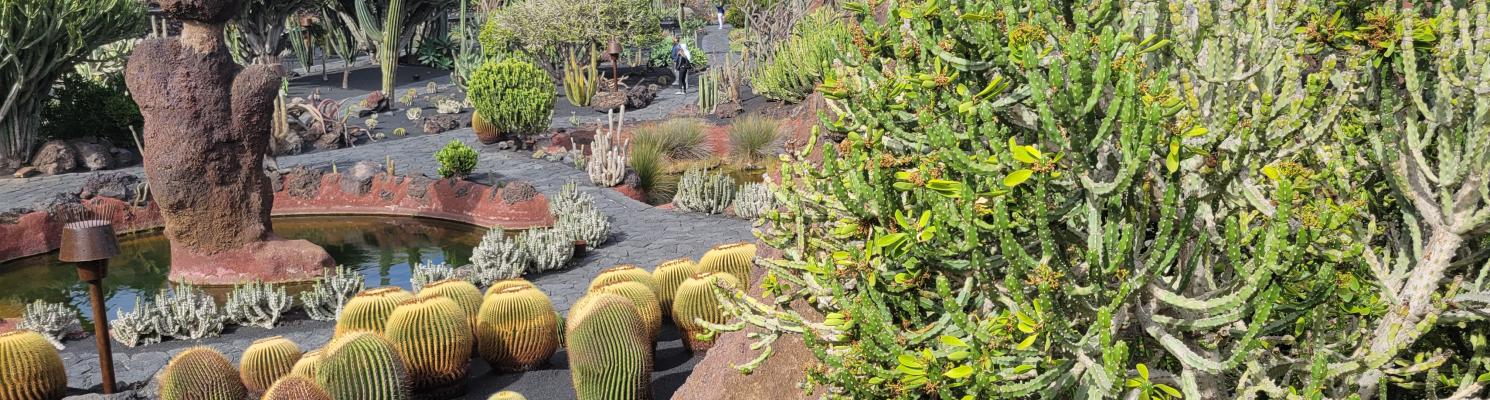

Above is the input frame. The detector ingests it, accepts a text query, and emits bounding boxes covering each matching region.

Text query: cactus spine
[484,278,535,297]
[0,331,66,400]
[696,242,756,284]
[158,347,249,400]
[316,331,411,400]
[587,265,660,293]
[262,376,332,400]
[672,272,740,352]
[240,336,303,394]
[590,281,662,344]
[476,286,559,372]
[565,293,653,400]
[418,279,484,333]
[563,47,598,107]
[291,349,324,380]
[384,296,473,392]
[335,287,414,338]
[651,258,698,320]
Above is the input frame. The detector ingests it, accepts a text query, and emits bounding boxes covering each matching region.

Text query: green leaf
[1137,363,1150,380]
[1156,384,1182,398]
[1165,139,1180,173]
[1003,169,1034,187]
[944,365,974,379]
[948,350,969,361]
[926,179,963,198]
[1017,334,1038,350]
[1262,165,1280,181]
[939,335,968,347]
[1184,126,1208,137]
[1009,138,1037,163]
[898,354,925,370]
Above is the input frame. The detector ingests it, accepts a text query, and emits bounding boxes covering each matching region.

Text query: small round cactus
[586,265,660,294]
[484,278,534,297]
[0,331,67,400]
[476,285,559,372]
[565,293,652,400]
[262,375,332,400]
[672,272,742,352]
[590,281,662,344]
[651,258,698,320]
[335,287,414,338]
[487,391,527,400]
[240,336,303,394]
[158,347,249,400]
[384,296,473,392]
[290,349,324,379]
[697,242,757,284]
[417,279,483,332]
[317,331,411,400]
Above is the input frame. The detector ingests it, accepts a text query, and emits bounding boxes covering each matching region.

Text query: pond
[0,215,489,322]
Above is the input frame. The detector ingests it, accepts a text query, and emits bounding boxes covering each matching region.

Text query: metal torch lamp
[58,219,121,394]
[607,38,623,83]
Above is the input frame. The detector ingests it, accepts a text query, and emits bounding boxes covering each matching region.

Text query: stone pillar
[125,0,332,285]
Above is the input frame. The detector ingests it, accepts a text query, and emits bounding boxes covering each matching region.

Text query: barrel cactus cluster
[697,242,757,283]
[651,258,698,320]
[671,272,742,352]
[317,331,412,400]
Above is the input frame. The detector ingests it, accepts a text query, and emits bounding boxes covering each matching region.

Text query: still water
[0,215,487,321]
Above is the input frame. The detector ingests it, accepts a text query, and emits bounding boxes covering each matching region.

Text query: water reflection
[0,215,486,321]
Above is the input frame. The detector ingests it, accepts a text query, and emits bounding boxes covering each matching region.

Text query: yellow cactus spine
[484,278,535,297]
[417,279,484,333]
[476,285,559,372]
[316,331,411,400]
[334,287,414,338]
[0,331,67,400]
[487,391,528,400]
[290,349,324,379]
[672,272,741,352]
[696,242,756,284]
[589,281,662,344]
[262,375,332,400]
[565,293,652,400]
[240,336,303,394]
[384,296,473,392]
[158,347,249,400]
[651,258,698,320]
[586,265,660,294]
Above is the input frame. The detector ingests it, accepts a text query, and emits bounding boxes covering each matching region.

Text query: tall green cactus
[468,59,556,140]
[651,258,697,320]
[671,272,739,352]
[316,331,411,400]
[384,296,473,393]
[418,279,484,333]
[0,331,67,400]
[158,347,249,400]
[590,281,662,344]
[240,336,303,394]
[335,287,414,338]
[379,0,403,96]
[697,69,719,113]
[476,285,560,372]
[263,376,332,400]
[563,47,599,107]
[565,293,652,400]
[696,242,755,284]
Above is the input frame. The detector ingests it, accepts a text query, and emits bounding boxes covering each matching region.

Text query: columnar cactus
[290,349,324,379]
[589,281,662,344]
[301,266,366,321]
[384,297,473,392]
[240,336,303,394]
[0,331,67,400]
[158,347,249,400]
[476,286,560,372]
[586,108,628,187]
[730,182,773,219]
[468,58,555,139]
[563,48,598,107]
[262,376,332,400]
[316,331,411,400]
[417,279,484,332]
[334,287,414,338]
[225,281,294,329]
[17,300,81,350]
[674,168,737,214]
[696,242,756,284]
[565,293,652,400]
[650,258,698,320]
[671,272,740,352]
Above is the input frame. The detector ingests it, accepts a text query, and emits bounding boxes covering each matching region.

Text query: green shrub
[434,140,478,178]
[42,73,141,145]
[726,115,780,166]
[633,119,707,160]
[627,141,675,203]
[750,8,849,103]
[467,59,556,139]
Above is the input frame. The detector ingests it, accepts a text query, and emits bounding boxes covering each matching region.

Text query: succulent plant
[334,287,415,338]
[17,300,81,350]
[549,180,591,215]
[262,375,332,400]
[467,58,555,139]
[384,297,473,392]
[487,391,527,400]
[563,48,598,107]
[730,182,773,220]
[589,281,662,344]
[417,279,484,332]
[587,265,659,293]
[290,349,324,380]
[110,297,163,347]
[316,331,411,400]
[674,168,737,214]
[586,108,627,187]
[154,284,226,340]
[476,285,560,372]
[158,347,249,400]
[409,261,467,292]
[519,228,574,273]
[471,229,529,286]
[0,331,67,400]
[672,272,741,352]
[483,278,535,297]
[406,107,423,121]
[556,205,611,248]
[225,281,293,329]
[650,259,698,320]
[240,336,303,394]
[696,242,756,284]
[565,293,652,400]
[301,266,366,321]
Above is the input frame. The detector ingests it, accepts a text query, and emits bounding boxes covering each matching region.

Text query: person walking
[671,36,693,94]
[716,3,726,29]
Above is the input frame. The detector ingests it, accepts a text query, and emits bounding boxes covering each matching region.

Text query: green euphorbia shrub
[467,59,555,139]
[435,140,478,178]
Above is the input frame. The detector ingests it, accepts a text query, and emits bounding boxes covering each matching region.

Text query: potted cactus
[467,58,556,145]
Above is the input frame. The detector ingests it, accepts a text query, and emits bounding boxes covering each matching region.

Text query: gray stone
[339,161,382,196]
[79,172,141,202]
[74,141,115,171]
[31,140,78,175]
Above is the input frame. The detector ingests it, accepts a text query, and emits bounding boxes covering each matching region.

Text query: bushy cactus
[587,108,629,187]
[470,229,529,285]
[749,8,849,103]
[0,331,67,400]
[384,297,473,392]
[154,284,225,340]
[674,168,737,214]
[302,266,366,321]
[418,279,484,332]
[730,182,773,220]
[468,58,555,139]
[552,180,612,247]
[110,297,163,347]
[225,281,294,329]
[565,293,652,400]
[589,281,662,344]
[671,272,739,352]
[476,285,560,372]
[409,261,467,292]
[696,242,755,284]
[519,228,574,273]
[316,331,411,400]
[290,349,323,379]
[262,375,332,400]
[334,287,414,338]
[158,347,248,400]
[17,300,81,349]
[650,258,697,320]
[563,48,599,107]
[240,336,303,394]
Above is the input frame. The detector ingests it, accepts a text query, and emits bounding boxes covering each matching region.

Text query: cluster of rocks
[7,138,141,178]
[591,83,662,113]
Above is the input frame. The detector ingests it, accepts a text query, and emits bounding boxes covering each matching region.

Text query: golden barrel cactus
[158,347,249,400]
[672,272,741,352]
[586,265,659,293]
[483,278,534,297]
[316,331,411,400]
[262,375,332,400]
[334,287,414,338]
[417,279,483,332]
[696,242,756,284]
[0,331,67,400]
[290,349,323,379]
[650,258,697,320]
[384,296,473,392]
[476,285,559,372]
[487,391,527,400]
[565,293,652,400]
[589,281,662,344]
[240,336,303,394]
